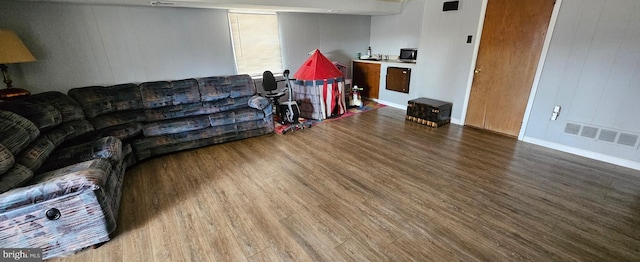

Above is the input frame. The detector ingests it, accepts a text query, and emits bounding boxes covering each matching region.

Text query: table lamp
[0,29,36,100]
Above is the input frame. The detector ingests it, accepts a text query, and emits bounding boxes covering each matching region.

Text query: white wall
[524,0,640,166]
[0,1,236,94]
[412,0,485,124]
[370,0,424,56]
[0,1,372,94]
[278,13,371,78]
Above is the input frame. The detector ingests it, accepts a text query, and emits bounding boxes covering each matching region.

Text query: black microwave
[399,48,418,62]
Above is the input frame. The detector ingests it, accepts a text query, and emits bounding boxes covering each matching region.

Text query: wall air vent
[564,123,581,135]
[580,126,598,139]
[598,129,618,143]
[564,121,639,149]
[617,133,639,147]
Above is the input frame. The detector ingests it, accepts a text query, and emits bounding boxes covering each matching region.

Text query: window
[229,12,283,76]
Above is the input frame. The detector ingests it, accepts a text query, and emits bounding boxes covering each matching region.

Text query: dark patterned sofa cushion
[208,107,269,127]
[0,144,14,175]
[0,111,39,155]
[99,122,143,141]
[248,95,271,111]
[90,110,146,131]
[67,86,114,118]
[0,159,111,212]
[142,97,250,122]
[39,136,122,173]
[58,120,95,140]
[169,79,201,105]
[42,124,76,147]
[197,75,255,102]
[0,110,40,143]
[15,137,56,171]
[144,102,205,121]
[68,84,144,118]
[140,79,201,108]
[0,164,33,194]
[202,96,252,114]
[143,115,211,137]
[26,92,85,122]
[0,100,62,130]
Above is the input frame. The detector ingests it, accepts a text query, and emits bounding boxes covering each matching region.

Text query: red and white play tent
[292,49,346,120]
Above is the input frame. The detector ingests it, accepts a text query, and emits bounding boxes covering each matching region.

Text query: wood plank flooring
[54,106,640,261]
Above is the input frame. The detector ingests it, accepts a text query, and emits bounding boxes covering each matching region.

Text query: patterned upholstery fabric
[122,143,137,168]
[143,115,211,136]
[68,84,144,118]
[58,120,95,141]
[0,144,14,175]
[1,159,111,212]
[0,160,116,259]
[198,75,256,101]
[0,110,40,144]
[137,127,270,160]
[39,136,122,173]
[90,110,146,131]
[169,79,201,105]
[15,137,56,171]
[139,79,201,108]
[134,118,271,160]
[100,122,143,141]
[0,164,33,194]
[208,108,268,127]
[143,97,250,121]
[43,124,76,147]
[26,92,85,122]
[0,100,62,130]
[248,95,271,110]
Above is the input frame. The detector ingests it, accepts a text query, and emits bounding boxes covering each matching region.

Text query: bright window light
[229,12,284,76]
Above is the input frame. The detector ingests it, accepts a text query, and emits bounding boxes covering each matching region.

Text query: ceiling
[19,0,408,15]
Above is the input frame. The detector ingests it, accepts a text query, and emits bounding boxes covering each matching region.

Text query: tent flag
[293,49,344,80]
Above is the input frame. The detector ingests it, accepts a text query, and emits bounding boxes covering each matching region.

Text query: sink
[361,58,381,61]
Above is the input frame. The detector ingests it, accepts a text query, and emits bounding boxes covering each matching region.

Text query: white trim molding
[523,136,640,171]
[518,0,564,140]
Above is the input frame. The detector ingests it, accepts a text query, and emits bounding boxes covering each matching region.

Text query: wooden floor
[55,107,640,261]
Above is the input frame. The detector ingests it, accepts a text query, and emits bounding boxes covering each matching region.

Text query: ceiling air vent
[617,133,638,147]
[564,123,581,135]
[597,129,618,143]
[580,126,598,139]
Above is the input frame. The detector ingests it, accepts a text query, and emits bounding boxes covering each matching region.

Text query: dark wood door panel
[386,67,411,93]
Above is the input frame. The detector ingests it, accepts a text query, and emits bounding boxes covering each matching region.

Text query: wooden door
[465,0,555,137]
[352,61,381,99]
[386,67,411,93]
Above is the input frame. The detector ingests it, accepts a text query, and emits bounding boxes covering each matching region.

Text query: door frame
[459,0,564,140]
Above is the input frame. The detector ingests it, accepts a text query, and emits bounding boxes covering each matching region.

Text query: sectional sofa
[0,74,273,259]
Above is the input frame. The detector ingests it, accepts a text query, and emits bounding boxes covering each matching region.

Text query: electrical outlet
[551,105,561,120]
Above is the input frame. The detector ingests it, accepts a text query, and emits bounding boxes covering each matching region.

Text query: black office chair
[262,71,286,117]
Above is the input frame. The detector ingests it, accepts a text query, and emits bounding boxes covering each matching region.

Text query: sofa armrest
[0,159,111,213]
[248,95,271,111]
[39,136,122,173]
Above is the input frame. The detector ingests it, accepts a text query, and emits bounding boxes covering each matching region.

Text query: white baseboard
[523,136,640,171]
[375,99,407,110]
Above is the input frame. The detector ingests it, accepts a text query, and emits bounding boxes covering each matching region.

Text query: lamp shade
[0,29,36,64]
